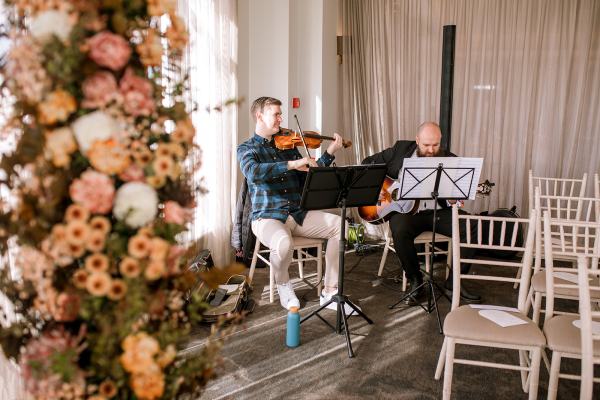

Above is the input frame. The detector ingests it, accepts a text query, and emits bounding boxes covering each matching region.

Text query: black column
[439,25,456,151]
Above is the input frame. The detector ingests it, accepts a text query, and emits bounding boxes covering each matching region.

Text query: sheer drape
[341,0,600,214]
[180,0,238,266]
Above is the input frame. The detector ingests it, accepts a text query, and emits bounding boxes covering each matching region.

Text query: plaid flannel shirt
[237,133,334,225]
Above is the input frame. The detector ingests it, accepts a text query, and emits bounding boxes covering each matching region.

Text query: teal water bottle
[286,306,300,348]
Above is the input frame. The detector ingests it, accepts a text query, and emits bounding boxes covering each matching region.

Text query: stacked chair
[577,256,600,399]
[541,211,600,399]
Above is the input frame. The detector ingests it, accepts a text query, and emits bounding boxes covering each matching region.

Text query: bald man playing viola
[362,122,481,305]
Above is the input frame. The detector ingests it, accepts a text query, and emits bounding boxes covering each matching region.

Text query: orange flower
[65,204,90,223]
[146,174,166,189]
[154,143,171,158]
[119,257,141,278]
[136,29,162,67]
[86,271,111,296]
[51,224,67,241]
[130,370,165,400]
[72,269,88,289]
[85,253,110,273]
[171,118,195,144]
[65,220,90,245]
[149,237,169,261]
[128,234,151,259]
[166,14,188,51]
[144,260,165,281]
[66,242,86,258]
[156,344,176,368]
[37,89,77,125]
[108,279,127,300]
[89,216,111,235]
[98,379,118,398]
[152,155,173,178]
[86,230,106,253]
[44,127,77,167]
[88,139,132,175]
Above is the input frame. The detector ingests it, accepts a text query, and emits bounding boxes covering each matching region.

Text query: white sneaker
[277,282,300,310]
[319,291,360,316]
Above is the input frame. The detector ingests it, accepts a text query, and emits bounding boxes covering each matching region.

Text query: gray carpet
[189,247,590,399]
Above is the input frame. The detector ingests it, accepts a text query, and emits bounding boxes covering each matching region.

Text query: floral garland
[0,1,227,399]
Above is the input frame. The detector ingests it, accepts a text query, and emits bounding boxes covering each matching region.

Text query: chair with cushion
[248,236,324,303]
[526,192,600,324]
[540,214,600,399]
[435,206,543,400]
[377,222,451,291]
[577,256,600,400]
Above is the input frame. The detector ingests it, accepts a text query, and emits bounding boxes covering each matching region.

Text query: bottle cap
[289,306,299,313]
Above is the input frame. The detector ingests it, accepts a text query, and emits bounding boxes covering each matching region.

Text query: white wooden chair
[526,193,600,324]
[541,226,600,400]
[435,206,543,400]
[377,222,451,291]
[577,256,600,400]
[248,236,324,303]
[528,170,587,215]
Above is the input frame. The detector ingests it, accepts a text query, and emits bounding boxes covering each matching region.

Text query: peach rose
[119,68,155,117]
[69,169,115,214]
[88,31,132,71]
[82,71,119,108]
[163,200,189,225]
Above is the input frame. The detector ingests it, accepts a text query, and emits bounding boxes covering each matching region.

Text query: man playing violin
[362,122,481,304]
[237,96,353,312]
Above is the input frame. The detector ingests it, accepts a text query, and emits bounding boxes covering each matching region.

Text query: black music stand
[299,164,386,358]
[388,160,480,334]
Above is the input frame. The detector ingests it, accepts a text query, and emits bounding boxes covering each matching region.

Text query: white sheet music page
[398,157,483,200]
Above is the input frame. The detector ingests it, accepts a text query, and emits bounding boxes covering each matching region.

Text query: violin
[273,128,352,150]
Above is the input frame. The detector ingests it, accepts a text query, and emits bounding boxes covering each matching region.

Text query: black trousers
[388,208,477,280]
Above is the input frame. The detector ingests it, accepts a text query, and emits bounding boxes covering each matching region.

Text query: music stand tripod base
[298,165,386,358]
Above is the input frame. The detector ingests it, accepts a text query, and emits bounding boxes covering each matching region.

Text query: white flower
[113,182,158,228]
[29,10,73,43]
[72,111,119,153]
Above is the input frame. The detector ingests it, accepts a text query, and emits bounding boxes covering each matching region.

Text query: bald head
[416,122,442,157]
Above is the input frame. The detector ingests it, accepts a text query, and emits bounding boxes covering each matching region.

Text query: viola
[273,128,352,150]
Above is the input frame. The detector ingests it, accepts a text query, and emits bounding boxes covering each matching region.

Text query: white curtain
[180,0,238,266]
[340,0,600,214]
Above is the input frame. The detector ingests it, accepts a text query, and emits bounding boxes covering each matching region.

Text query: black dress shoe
[443,281,482,304]
[403,275,425,305]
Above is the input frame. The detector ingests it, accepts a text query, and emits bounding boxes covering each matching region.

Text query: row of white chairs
[435,205,600,399]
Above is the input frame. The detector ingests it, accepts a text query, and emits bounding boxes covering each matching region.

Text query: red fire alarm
[292,97,300,108]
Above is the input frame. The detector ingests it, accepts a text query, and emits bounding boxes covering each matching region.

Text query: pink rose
[120,67,155,116]
[163,200,189,225]
[69,169,115,214]
[118,163,145,182]
[82,71,119,108]
[88,31,131,71]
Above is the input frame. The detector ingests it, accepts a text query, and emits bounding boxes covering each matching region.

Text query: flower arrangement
[0,1,231,398]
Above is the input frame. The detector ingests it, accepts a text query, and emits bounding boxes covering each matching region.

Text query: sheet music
[398,157,483,200]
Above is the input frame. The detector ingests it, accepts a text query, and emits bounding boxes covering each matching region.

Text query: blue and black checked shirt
[237,133,335,225]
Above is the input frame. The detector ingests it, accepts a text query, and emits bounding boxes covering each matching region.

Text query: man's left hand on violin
[326,133,344,155]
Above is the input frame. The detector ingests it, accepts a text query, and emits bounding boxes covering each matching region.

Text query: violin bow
[293,114,313,159]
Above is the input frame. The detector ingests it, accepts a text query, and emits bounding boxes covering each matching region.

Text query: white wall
[237,0,341,182]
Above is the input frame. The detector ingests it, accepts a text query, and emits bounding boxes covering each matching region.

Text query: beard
[417,147,441,157]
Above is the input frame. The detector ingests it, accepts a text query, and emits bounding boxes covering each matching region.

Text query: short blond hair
[250,97,282,121]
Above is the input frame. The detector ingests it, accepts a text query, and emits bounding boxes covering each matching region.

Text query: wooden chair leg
[519,350,529,392]
[435,337,447,380]
[378,237,391,277]
[297,248,304,279]
[269,257,275,303]
[248,239,261,283]
[532,292,543,325]
[528,347,541,400]
[442,338,456,400]
[547,351,561,400]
